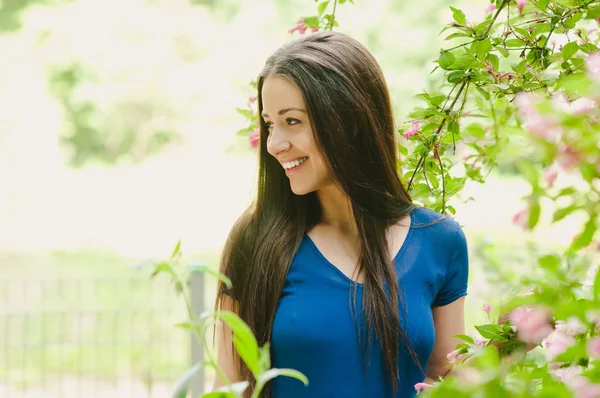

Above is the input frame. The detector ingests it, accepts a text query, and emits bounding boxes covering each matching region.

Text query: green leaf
[201,392,238,398]
[473,38,492,60]
[528,199,541,229]
[586,6,600,20]
[513,26,531,41]
[445,32,471,40]
[171,239,182,259]
[562,42,579,61]
[536,0,550,11]
[258,368,309,387]
[497,47,510,58]
[487,53,499,71]
[465,123,486,139]
[303,16,319,29]
[580,43,599,55]
[216,311,261,378]
[594,266,600,301]
[570,217,597,252]
[505,39,526,48]
[190,263,233,289]
[453,334,475,344]
[449,6,467,26]
[475,324,508,341]
[171,363,201,398]
[426,170,439,190]
[538,254,560,273]
[205,382,250,397]
[235,108,255,119]
[450,54,478,70]
[398,145,408,157]
[552,205,582,222]
[475,85,490,100]
[517,161,540,188]
[317,1,330,16]
[447,70,465,83]
[533,23,552,37]
[438,51,456,70]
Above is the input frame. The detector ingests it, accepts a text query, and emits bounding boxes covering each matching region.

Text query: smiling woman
[213,31,468,398]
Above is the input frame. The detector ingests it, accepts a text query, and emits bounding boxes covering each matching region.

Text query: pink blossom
[288,18,319,35]
[556,145,583,170]
[483,303,492,315]
[414,382,433,393]
[475,338,489,347]
[543,331,575,361]
[571,379,600,398]
[544,167,558,188]
[587,336,600,358]
[249,128,260,148]
[484,3,496,14]
[555,316,587,337]
[587,52,600,82]
[403,120,421,140]
[550,365,583,384]
[512,207,529,229]
[455,368,483,384]
[447,349,468,365]
[517,0,528,14]
[515,92,561,142]
[586,310,600,333]
[570,97,598,114]
[509,306,553,344]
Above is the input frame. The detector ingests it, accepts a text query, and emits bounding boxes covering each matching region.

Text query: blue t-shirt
[271,207,469,397]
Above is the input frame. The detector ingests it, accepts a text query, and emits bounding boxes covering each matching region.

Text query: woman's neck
[316,183,358,238]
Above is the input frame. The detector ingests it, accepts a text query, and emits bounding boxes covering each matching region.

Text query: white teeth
[283,157,308,169]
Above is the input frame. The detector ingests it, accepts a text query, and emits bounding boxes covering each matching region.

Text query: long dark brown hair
[215,31,422,397]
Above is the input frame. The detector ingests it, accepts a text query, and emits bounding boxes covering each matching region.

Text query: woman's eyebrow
[261,107,307,118]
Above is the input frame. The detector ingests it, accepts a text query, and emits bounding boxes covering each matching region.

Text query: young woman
[213,31,469,398]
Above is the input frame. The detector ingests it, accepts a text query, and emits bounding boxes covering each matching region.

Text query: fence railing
[0,270,205,398]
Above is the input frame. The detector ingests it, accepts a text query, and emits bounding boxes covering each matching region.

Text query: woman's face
[262,75,333,195]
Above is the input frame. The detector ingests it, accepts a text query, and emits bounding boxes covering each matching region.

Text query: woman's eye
[287,118,300,126]
[264,121,274,129]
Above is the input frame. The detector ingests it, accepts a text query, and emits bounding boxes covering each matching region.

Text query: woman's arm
[212,295,242,390]
[424,297,466,383]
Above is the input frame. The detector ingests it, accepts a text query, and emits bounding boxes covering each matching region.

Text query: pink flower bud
[249,129,260,148]
[475,338,489,347]
[544,167,558,188]
[414,382,433,393]
[447,349,468,365]
[509,306,553,344]
[403,120,421,140]
[484,3,496,14]
[517,0,527,14]
[512,207,529,229]
[483,303,492,315]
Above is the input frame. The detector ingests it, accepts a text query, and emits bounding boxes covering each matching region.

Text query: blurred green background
[0,0,585,396]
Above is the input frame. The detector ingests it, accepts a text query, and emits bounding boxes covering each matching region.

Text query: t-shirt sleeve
[432,221,469,307]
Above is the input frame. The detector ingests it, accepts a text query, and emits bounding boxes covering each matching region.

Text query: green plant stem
[437,152,447,214]
[328,0,338,31]
[483,0,510,39]
[178,274,232,390]
[407,79,468,190]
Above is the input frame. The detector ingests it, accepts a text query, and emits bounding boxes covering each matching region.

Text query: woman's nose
[266,127,291,156]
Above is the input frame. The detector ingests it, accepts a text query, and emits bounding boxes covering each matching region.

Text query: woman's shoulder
[410,206,464,245]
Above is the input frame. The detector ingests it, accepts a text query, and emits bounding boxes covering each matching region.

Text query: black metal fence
[0,271,205,398]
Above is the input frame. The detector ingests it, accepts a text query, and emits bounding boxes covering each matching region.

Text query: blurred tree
[189,0,242,22]
[48,62,180,167]
[0,0,71,32]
